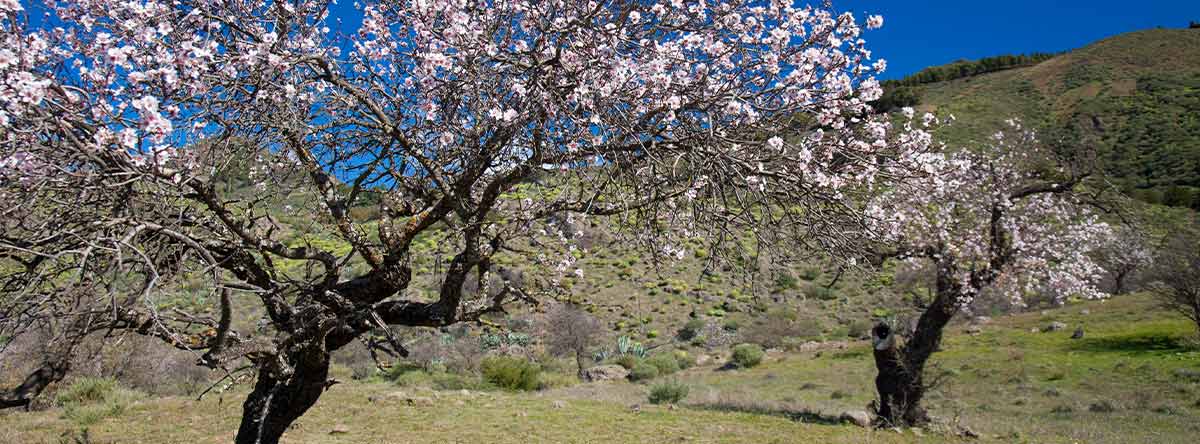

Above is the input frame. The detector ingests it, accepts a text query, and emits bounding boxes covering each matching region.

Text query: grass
[3,294,1196,443]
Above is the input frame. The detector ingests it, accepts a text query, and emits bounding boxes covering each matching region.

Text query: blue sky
[319,1,1199,80]
[837,0,1200,79]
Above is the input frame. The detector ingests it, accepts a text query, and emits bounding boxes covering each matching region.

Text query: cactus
[631,342,647,358]
[612,335,648,359]
[593,349,611,363]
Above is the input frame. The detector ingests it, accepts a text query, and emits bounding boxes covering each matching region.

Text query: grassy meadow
[4,293,1196,444]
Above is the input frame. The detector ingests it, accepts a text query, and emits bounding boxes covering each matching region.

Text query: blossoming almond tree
[865,121,1113,425]
[0,1,929,442]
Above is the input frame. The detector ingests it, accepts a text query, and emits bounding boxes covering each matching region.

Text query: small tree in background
[1147,223,1200,335]
[1095,226,1154,295]
[543,303,603,378]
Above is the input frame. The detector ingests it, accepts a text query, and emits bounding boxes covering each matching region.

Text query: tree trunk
[0,357,70,410]
[872,263,962,426]
[1113,270,1127,295]
[575,349,585,379]
[235,349,331,444]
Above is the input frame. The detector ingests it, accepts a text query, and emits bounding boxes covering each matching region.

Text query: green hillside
[891,28,1200,208]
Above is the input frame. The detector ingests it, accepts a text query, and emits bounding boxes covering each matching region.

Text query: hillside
[893,28,1200,208]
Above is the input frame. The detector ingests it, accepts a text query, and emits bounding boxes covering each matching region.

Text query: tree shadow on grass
[684,399,845,426]
[1067,333,1192,355]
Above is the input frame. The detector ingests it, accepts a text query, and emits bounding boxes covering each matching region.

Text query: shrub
[645,353,681,376]
[1089,400,1118,413]
[56,378,118,406]
[390,369,434,388]
[740,310,820,348]
[1051,404,1074,414]
[628,362,660,382]
[56,378,142,427]
[773,272,800,292]
[384,362,426,381]
[846,320,872,339]
[612,354,640,370]
[674,350,696,370]
[678,319,706,340]
[481,356,541,391]
[731,343,764,368]
[803,284,836,301]
[722,319,740,332]
[648,380,690,404]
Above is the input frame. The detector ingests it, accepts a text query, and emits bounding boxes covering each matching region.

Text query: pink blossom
[866,15,884,30]
[0,0,22,13]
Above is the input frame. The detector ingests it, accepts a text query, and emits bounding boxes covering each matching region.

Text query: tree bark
[574,349,585,379]
[872,260,962,426]
[1113,269,1128,295]
[234,349,332,444]
[0,357,70,410]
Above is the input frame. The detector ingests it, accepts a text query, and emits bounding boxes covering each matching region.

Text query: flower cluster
[867,122,1112,306]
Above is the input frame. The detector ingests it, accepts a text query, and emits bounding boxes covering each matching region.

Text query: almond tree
[1147,222,1200,335]
[0,1,930,442]
[1095,225,1152,295]
[865,121,1113,425]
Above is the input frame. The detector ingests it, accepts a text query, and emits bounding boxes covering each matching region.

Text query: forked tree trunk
[235,349,332,444]
[872,268,961,426]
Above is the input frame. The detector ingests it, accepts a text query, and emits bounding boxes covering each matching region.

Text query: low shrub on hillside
[645,353,680,376]
[481,356,541,391]
[612,354,640,370]
[740,310,821,348]
[846,320,873,339]
[628,362,660,382]
[673,350,696,370]
[803,284,837,301]
[56,378,142,427]
[677,319,706,341]
[731,344,764,369]
[648,380,690,404]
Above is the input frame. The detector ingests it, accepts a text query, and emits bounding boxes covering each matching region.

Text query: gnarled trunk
[234,349,332,444]
[0,356,70,410]
[872,262,961,426]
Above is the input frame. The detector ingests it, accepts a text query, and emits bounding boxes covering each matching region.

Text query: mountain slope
[902,29,1200,207]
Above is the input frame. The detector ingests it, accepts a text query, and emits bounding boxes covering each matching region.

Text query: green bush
[628,362,660,382]
[645,353,681,376]
[773,272,800,292]
[803,284,837,301]
[722,319,740,332]
[677,319,706,340]
[847,320,873,339]
[384,362,426,380]
[731,343,765,368]
[648,380,690,404]
[674,350,696,370]
[612,354,640,370]
[56,378,142,427]
[481,356,541,391]
[390,369,434,387]
[56,378,118,406]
